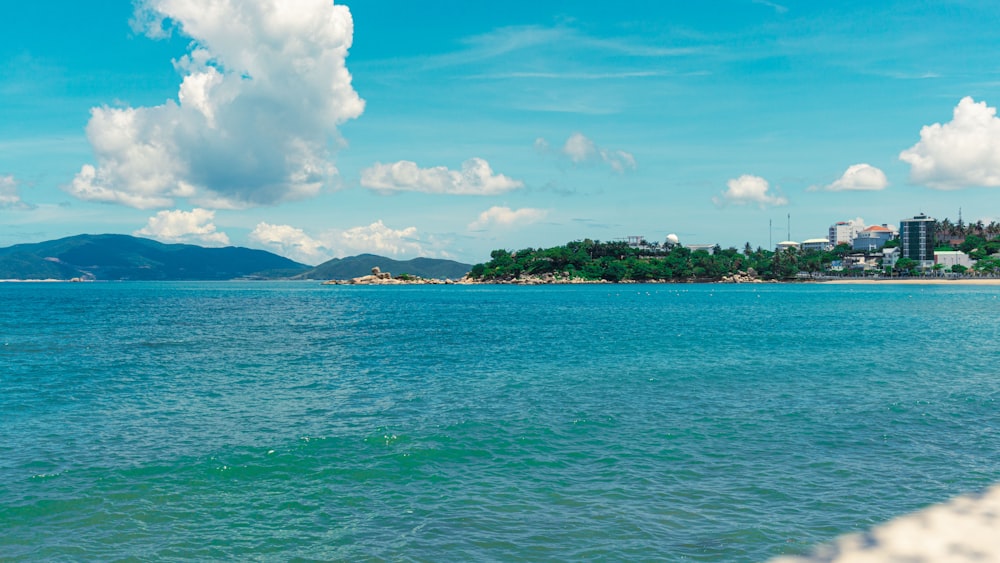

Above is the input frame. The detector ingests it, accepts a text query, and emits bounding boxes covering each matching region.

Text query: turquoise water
[2,282,998,561]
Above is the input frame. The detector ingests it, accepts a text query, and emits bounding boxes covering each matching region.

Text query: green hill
[296,253,471,280]
[0,234,309,280]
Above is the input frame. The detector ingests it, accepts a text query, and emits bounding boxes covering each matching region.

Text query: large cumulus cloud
[69,0,364,209]
[899,97,1000,189]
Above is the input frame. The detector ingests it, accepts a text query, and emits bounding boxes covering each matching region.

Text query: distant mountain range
[294,253,472,280]
[0,234,472,281]
[0,234,308,280]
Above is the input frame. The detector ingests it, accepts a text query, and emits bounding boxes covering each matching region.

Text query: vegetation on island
[469,229,1000,283]
[468,239,818,282]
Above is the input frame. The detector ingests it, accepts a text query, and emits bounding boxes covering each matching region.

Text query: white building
[802,238,832,252]
[686,244,716,255]
[934,250,974,269]
[828,219,864,247]
[882,247,899,270]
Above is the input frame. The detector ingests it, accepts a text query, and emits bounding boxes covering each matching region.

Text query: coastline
[820,278,1000,285]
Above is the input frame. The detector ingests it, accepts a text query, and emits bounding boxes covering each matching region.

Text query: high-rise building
[828,219,864,247]
[899,214,936,268]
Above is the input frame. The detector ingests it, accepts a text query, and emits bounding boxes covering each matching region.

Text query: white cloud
[713,174,788,208]
[563,132,598,163]
[335,220,427,256]
[900,97,1000,189]
[249,222,328,265]
[247,220,454,262]
[0,175,30,209]
[134,208,231,246]
[537,133,636,173]
[68,0,364,209]
[823,163,889,191]
[468,206,548,230]
[360,158,524,195]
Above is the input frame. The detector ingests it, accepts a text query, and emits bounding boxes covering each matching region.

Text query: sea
[2,281,998,561]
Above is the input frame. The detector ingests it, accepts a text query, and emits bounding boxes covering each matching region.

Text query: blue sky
[3,0,1000,265]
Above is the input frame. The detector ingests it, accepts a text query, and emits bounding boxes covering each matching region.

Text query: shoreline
[5,277,1000,286]
[819,278,1000,285]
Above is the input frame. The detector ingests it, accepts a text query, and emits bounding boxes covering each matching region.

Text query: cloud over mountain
[360,158,523,195]
[134,208,230,246]
[69,0,364,209]
[900,97,1000,189]
[248,220,446,263]
[336,220,428,255]
[249,222,329,265]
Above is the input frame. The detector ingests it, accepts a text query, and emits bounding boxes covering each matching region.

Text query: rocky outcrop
[325,267,777,286]
[322,267,456,285]
[456,272,610,285]
[718,270,763,283]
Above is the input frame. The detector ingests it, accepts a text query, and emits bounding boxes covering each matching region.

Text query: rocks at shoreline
[324,266,777,286]
[322,266,458,285]
[718,270,765,283]
[458,272,609,285]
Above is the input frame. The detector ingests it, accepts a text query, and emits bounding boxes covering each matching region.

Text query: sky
[3,0,1000,265]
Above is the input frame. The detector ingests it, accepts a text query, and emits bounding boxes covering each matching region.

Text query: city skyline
[3,1,1000,265]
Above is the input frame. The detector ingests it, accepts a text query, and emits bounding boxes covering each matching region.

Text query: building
[828,219,864,247]
[882,247,899,270]
[852,225,894,252]
[801,238,831,252]
[900,214,936,268]
[830,219,865,246]
[686,244,716,255]
[843,253,880,271]
[775,241,800,252]
[934,250,974,270]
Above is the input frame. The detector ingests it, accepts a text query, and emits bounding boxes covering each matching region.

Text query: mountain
[0,234,309,281]
[297,253,472,280]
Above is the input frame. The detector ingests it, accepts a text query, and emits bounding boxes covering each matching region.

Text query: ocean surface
[2,282,998,561]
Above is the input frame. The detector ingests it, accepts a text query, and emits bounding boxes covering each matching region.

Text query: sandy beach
[822,278,1000,285]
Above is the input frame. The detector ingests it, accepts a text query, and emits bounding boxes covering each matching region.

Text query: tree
[895,257,918,275]
[832,243,853,257]
[974,256,1000,275]
[959,235,985,254]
